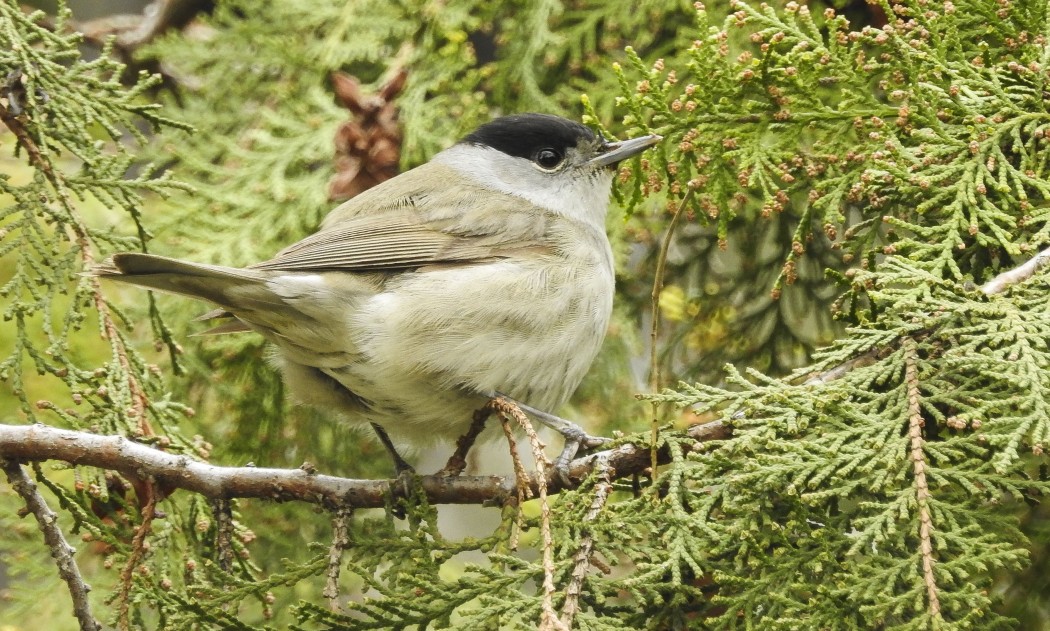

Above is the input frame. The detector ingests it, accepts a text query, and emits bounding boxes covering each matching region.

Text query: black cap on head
[461,113,599,161]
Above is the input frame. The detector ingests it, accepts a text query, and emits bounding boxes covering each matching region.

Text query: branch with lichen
[559,458,613,629]
[2,460,101,631]
[0,422,729,508]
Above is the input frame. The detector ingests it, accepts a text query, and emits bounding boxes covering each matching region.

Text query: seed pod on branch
[328,69,407,201]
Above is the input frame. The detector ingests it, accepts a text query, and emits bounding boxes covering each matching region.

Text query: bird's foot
[370,422,419,519]
[487,392,610,486]
[548,423,609,484]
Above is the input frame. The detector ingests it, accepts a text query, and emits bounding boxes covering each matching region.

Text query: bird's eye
[534,148,563,170]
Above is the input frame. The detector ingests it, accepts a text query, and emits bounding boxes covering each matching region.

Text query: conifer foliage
[1,0,1050,629]
[618,0,1050,626]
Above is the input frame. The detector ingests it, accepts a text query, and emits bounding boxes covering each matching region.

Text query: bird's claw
[388,466,420,520]
[484,392,610,487]
[551,429,610,486]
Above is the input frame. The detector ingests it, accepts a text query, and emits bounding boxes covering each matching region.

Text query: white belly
[270,250,614,449]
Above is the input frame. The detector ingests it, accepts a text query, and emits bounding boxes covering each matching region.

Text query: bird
[95,113,661,476]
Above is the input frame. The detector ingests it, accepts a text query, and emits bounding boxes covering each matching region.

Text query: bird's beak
[588,133,663,168]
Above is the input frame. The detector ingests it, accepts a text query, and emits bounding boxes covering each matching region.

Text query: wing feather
[250,219,493,272]
[249,162,551,273]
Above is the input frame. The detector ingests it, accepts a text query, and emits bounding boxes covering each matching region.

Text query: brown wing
[249,161,550,273]
[250,215,500,272]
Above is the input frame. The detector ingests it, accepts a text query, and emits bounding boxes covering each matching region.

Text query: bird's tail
[93,253,274,313]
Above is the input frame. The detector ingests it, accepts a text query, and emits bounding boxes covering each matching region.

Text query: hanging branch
[117,484,158,631]
[211,498,235,573]
[490,399,564,631]
[903,338,942,620]
[559,458,613,628]
[2,460,101,631]
[322,507,354,611]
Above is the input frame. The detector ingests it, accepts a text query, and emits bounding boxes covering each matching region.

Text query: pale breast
[346,222,614,425]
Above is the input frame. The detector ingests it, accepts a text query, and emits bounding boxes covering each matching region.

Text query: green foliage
[650,256,1048,627]
[610,0,1050,381]
[0,2,209,627]
[3,0,1050,629]
[0,2,190,435]
[612,0,1050,627]
[618,0,1050,275]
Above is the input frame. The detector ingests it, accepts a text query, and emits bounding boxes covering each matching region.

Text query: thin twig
[322,507,353,611]
[212,498,235,573]
[559,458,613,629]
[803,348,881,385]
[116,481,157,631]
[648,188,694,480]
[438,408,491,477]
[491,399,565,631]
[902,337,942,620]
[498,412,530,551]
[1,460,100,631]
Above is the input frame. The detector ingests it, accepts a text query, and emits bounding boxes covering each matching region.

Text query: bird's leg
[487,392,609,483]
[370,422,420,520]
[370,422,414,477]
[437,408,492,477]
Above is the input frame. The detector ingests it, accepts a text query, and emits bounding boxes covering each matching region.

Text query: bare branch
[74,0,211,50]
[2,460,101,631]
[980,244,1050,295]
[0,422,729,508]
[0,419,726,510]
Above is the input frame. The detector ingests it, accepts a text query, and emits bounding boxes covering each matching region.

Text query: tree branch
[0,422,729,508]
[803,244,1050,386]
[903,337,942,620]
[437,408,490,477]
[118,483,157,631]
[560,458,613,628]
[322,507,353,610]
[2,460,101,631]
[74,0,211,51]
[980,244,1050,295]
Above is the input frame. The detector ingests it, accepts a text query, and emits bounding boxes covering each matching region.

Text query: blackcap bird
[96,113,661,475]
